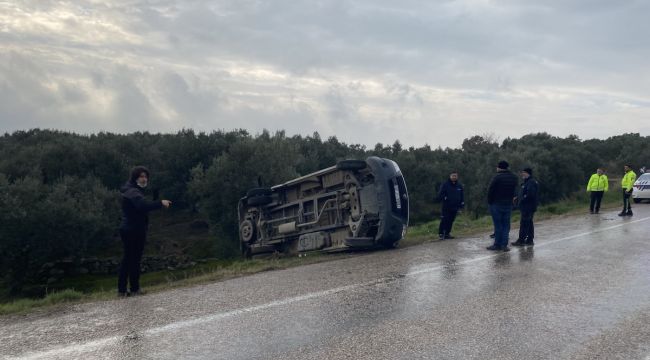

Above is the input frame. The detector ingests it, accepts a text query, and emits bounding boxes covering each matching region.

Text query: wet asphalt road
[2,206,650,360]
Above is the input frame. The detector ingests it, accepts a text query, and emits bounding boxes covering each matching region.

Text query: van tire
[247,195,272,206]
[633,198,641,204]
[240,219,256,243]
[247,187,272,197]
[336,160,367,171]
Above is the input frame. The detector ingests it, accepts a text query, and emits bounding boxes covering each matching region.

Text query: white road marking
[8,216,650,360]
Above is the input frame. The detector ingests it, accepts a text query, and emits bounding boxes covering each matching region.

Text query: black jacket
[518,177,539,212]
[487,170,518,206]
[120,181,162,232]
[438,180,465,210]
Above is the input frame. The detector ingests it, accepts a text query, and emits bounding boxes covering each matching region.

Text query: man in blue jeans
[486,161,518,252]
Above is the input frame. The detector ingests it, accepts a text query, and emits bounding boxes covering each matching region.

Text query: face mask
[137,180,148,188]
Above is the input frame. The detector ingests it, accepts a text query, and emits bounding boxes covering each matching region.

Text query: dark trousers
[518,210,535,243]
[622,189,632,212]
[118,229,146,293]
[438,207,458,236]
[589,191,604,212]
[490,204,512,249]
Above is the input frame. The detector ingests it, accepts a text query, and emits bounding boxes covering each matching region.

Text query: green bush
[0,175,118,295]
[1,129,649,296]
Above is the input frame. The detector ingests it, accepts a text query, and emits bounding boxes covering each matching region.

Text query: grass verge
[0,190,627,315]
[0,289,83,315]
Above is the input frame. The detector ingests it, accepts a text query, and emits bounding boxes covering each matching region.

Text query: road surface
[2,206,650,360]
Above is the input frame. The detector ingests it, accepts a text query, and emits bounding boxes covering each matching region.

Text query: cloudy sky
[1,0,649,147]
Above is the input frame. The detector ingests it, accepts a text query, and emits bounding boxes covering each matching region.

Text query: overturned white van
[238,157,409,257]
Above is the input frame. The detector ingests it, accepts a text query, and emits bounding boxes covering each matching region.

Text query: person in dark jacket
[118,166,172,297]
[512,168,539,247]
[486,160,518,252]
[437,171,464,240]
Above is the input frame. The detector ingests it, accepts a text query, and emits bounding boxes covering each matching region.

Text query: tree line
[1,129,649,295]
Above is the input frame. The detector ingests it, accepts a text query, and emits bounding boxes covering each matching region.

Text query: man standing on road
[587,168,608,214]
[486,161,518,252]
[619,164,637,217]
[437,171,465,240]
[512,168,539,247]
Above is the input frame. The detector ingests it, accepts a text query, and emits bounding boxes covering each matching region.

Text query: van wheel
[240,219,256,243]
[246,187,273,206]
[633,198,641,204]
[337,160,367,171]
[247,187,272,197]
[247,195,272,206]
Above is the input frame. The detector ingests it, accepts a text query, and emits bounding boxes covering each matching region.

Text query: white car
[632,173,650,203]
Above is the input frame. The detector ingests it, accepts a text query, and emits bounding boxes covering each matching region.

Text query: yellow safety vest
[587,174,608,192]
[621,170,637,191]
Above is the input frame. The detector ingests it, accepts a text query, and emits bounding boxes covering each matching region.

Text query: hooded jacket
[120,181,162,231]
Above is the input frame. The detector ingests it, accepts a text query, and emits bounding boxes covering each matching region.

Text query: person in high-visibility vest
[586,168,608,214]
[619,164,637,217]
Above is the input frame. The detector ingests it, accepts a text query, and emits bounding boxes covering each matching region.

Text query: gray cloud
[1,0,649,147]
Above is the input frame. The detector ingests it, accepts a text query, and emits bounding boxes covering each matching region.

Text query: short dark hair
[449,170,458,175]
[129,166,150,183]
[497,160,509,170]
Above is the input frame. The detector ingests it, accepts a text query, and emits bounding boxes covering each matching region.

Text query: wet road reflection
[2,208,650,360]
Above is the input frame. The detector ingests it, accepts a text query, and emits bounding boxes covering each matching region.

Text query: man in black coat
[437,171,464,240]
[512,167,539,247]
[118,166,172,297]
[486,160,519,252]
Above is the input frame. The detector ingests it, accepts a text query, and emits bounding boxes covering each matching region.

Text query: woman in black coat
[118,166,171,296]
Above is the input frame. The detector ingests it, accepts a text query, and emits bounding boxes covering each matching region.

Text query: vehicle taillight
[388,176,409,220]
